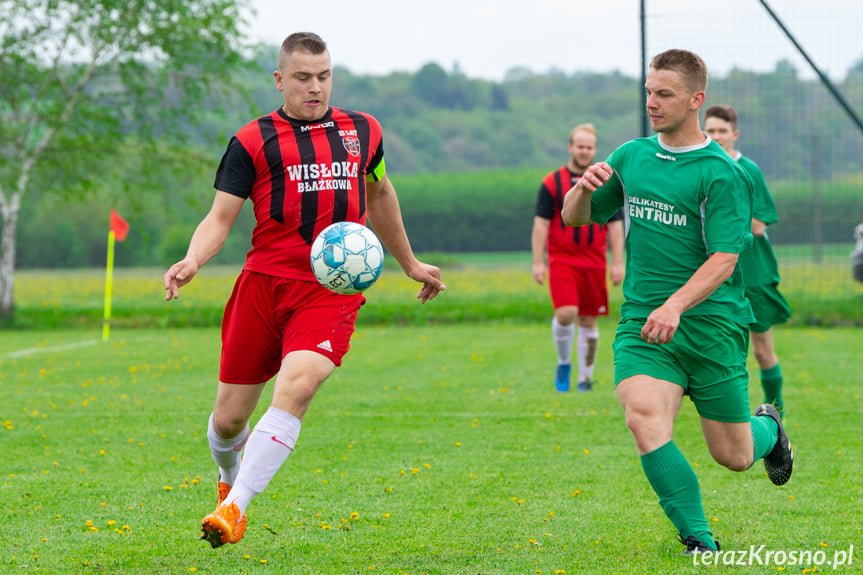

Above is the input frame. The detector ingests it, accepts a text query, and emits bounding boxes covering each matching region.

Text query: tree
[0,0,251,321]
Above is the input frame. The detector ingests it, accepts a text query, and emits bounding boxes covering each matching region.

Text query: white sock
[223,406,301,514]
[552,317,575,364]
[207,413,249,486]
[577,326,599,382]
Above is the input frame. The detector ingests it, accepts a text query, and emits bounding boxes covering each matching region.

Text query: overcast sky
[243,0,863,82]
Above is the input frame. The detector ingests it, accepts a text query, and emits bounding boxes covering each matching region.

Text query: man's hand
[406,262,446,303]
[641,302,683,345]
[610,262,624,286]
[579,162,614,192]
[163,258,199,301]
[532,262,546,285]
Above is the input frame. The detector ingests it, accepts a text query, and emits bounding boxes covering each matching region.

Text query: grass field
[2,321,861,574]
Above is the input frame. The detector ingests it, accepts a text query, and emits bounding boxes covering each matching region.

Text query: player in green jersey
[562,49,793,556]
[704,104,791,418]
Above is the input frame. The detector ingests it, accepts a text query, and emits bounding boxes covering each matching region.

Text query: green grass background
[2,320,861,574]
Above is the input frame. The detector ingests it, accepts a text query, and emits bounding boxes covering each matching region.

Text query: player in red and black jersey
[531,124,624,393]
[163,32,445,548]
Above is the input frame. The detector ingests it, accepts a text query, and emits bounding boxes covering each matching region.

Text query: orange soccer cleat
[217,480,231,507]
[200,502,247,548]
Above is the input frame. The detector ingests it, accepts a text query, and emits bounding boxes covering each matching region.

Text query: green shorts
[612,315,751,423]
[746,284,791,333]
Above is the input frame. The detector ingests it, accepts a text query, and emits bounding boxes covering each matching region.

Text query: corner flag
[110,209,130,242]
[104,210,129,341]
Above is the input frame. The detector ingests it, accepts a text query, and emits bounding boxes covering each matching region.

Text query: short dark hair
[278,32,328,69]
[704,105,738,131]
[650,49,708,94]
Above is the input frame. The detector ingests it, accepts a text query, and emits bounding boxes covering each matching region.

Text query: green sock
[751,413,779,461]
[761,363,784,417]
[640,441,715,549]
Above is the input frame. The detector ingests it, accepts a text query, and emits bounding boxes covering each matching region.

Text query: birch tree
[0,0,250,320]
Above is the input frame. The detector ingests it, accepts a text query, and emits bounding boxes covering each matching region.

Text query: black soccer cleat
[755,403,793,485]
[677,533,721,556]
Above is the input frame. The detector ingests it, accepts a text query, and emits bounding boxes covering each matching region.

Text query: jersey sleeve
[742,159,778,226]
[213,136,255,199]
[535,182,555,219]
[703,161,754,255]
[590,146,627,225]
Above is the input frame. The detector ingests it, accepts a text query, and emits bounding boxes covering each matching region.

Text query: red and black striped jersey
[535,166,621,269]
[215,106,384,281]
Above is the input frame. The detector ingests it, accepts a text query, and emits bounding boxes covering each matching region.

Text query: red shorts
[548,261,609,316]
[219,271,365,384]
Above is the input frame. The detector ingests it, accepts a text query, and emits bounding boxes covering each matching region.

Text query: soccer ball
[310,222,384,295]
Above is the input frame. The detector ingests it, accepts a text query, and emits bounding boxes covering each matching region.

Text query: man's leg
[751,329,784,417]
[617,375,717,550]
[202,350,334,548]
[576,315,599,391]
[701,407,791,486]
[552,306,578,392]
[221,350,334,514]
[208,381,266,490]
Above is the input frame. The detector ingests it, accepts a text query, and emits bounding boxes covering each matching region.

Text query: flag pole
[103,230,116,341]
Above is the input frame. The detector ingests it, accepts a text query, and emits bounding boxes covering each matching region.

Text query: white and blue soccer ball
[310,221,384,295]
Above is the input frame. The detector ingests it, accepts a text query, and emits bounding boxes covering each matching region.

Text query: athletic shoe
[755,403,793,486]
[554,363,571,392]
[677,533,721,555]
[577,379,594,393]
[217,480,231,507]
[200,503,247,548]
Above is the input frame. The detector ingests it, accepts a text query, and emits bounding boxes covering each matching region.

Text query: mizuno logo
[655,152,676,161]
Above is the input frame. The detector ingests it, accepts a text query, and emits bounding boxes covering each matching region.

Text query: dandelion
[572,490,581,497]
[582,449,590,455]
[382,513,391,518]
[163,485,172,491]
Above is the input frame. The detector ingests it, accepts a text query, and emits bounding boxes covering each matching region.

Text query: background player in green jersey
[704,104,791,418]
[561,49,793,555]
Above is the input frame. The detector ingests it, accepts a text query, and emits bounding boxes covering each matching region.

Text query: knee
[555,308,579,325]
[623,405,669,444]
[715,454,753,472]
[212,411,248,439]
[752,347,774,368]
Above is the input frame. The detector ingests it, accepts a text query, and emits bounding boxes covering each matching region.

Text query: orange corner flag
[110,209,130,242]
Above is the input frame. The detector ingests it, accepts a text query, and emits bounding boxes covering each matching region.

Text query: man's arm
[366,175,445,303]
[531,216,551,284]
[163,191,245,300]
[606,219,624,286]
[562,162,614,226]
[640,251,739,344]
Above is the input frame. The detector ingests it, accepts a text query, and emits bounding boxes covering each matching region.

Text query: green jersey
[736,154,781,287]
[590,134,755,326]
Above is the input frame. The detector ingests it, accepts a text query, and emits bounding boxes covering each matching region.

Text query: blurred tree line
[9,46,863,269]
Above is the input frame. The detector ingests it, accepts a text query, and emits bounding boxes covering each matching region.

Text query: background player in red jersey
[163,32,445,548]
[531,124,624,392]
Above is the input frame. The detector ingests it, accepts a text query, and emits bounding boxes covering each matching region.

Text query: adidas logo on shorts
[317,340,333,352]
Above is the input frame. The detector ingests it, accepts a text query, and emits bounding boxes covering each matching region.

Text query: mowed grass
[1,323,861,574]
